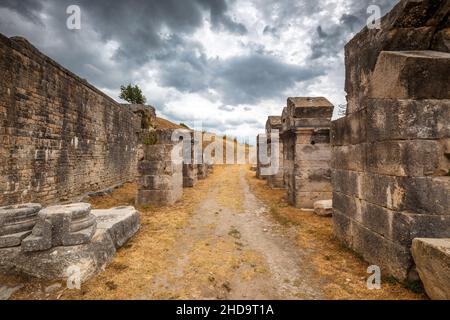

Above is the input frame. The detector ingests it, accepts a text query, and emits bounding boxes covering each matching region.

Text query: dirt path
[140,166,323,299]
[4,165,424,300]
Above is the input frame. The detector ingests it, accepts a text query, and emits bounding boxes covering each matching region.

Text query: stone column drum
[0,203,42,248]
[21,203,97,252]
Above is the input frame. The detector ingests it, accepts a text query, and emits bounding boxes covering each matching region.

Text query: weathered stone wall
[281,97,333,208]
[265,116,285,189]
[0,33,146,206]
[332,0,450,281]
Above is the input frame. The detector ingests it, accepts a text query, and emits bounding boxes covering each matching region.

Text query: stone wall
[332,0,450,281]
[281,97,333,208]
[265,116,285,189]
[0,33,150,206]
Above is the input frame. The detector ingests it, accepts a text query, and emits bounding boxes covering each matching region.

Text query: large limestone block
[334,192,450,246]
[331,144,367,172]
[333,210,413,281]
[369,50,450,100]
[0,204,41,248]
[361,174,449,215]
[345,0,449,113]
[93,206,140,249]
[366,99,450,142]
[412,238,450,300]
[331,169,363,198]
[331,108,367,146]
[0,231,116,283]
[365,140,445,177]
[0,206,140,282]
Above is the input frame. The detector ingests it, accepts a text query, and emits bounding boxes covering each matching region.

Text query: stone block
[294,167,332,192]
[333,210,413,281]
[92,206,140,249]
[314,200,333,217]
[331,108,367,146]
[0,203,41,248]
[365,140,443,176]
[366,99,450,142]
[294,191,332,209]
[361,174,450,215]
[331,169,363,198]
[295,144,331,161]
[412,238,450,300]
[369,50,450,100]
[331,144,366,172]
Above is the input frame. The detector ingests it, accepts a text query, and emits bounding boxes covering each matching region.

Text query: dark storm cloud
[0,0,44,24]
[213,53,323,105]
[0,0,399,128]
[310,0,397,59]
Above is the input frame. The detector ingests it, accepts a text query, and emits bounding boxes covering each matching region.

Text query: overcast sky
[0,0,397,142]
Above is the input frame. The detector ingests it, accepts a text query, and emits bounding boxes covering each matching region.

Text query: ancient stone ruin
[331,0,450,282]
[137,129,184,207]
[280,97,333,209]
[0,203,140,282]
[0,33,158,206]
[0,203,42,248]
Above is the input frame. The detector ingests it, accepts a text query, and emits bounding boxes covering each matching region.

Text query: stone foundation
[332,0,450,281]
[281,97,333,209]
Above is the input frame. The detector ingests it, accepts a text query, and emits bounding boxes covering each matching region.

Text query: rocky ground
[1,165,425,300]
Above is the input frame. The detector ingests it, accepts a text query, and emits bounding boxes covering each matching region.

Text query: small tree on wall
[119,84,147,104]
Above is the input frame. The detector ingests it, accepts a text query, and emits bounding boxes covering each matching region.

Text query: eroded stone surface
[0,204,42,248]
[137,129,184,206]
[93,206,140,249]
[21,203,97,252]
[281,97,333,209]
[412,238,450,300]
[0,206,140,283]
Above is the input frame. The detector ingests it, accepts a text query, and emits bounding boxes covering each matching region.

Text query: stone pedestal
[281,97,333,209]
[137,129,183,206]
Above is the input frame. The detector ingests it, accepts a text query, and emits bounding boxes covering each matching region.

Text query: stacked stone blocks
[332,0,450,281]
[137,129,183,206]
[281,97,333,209]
